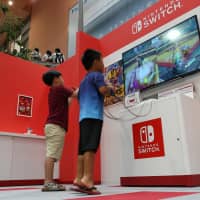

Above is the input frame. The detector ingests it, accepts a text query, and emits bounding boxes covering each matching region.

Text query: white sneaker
[41,182,66,192]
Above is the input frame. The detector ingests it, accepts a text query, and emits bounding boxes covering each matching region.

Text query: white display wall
[103,6,200,101]
[101,6,200,185]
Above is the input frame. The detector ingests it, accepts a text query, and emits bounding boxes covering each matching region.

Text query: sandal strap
[85,186,97,191]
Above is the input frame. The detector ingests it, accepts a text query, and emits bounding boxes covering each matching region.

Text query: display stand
[101,94,200,186]
[0,132,59,186]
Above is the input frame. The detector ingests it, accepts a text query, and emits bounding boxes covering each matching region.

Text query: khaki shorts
[45,124,66,161]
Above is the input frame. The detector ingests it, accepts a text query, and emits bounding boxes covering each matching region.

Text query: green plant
[18,47,31,60]
[0,4,32,61]
[0,11,24,52]
[15,40,31,60]
[0,3,9,15]
[0,13,24,41]
[0,2,8,25]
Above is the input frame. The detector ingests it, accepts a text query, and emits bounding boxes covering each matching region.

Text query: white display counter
[0,132,59,186]
[101,94,200,186]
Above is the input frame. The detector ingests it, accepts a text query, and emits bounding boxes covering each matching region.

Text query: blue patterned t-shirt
[79,72,106,122]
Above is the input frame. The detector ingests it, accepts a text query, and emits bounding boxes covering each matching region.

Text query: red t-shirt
[46,86,73,131]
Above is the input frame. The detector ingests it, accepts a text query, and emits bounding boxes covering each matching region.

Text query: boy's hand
[68,88,79,106]
[71,87,77,91]
[99,86,114,96]
[68,97,73,105]
[72,88,79,98]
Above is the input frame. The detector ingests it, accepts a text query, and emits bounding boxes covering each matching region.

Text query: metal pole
[78,0,84,32]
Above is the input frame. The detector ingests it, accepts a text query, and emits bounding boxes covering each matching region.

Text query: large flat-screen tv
[123,15,200,96]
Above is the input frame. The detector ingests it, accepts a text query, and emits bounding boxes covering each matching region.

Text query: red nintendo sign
[101,0,200,56]
[132,118,165,159]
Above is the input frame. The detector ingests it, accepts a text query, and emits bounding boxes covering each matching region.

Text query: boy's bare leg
[73,155,84,185]
[45,157,56,184]
[42,156,65,191]
[81,151,95,188]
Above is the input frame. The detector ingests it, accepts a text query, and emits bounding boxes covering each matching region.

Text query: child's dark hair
[55,48,61,53]
[34,48,39,52]
[82,49,101,70]
[46,50,52,56]
[42,70,62,86]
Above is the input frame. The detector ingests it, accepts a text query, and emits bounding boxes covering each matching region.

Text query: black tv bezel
[122,15,200,96]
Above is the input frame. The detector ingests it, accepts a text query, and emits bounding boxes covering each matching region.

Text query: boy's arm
[71,88,79,98]
[61,87,78,98]
[68,88,79,105]
[93,73,114,96]
[68,97,73,105]
[99,86,114,96]
[60,87,77,105]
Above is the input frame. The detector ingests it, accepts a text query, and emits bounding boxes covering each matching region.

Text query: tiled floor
[1,185,200,200]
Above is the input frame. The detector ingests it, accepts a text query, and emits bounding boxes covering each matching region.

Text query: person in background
[42,70,78,192]
[42,50,53,62]
[31,48,41,61]
[52,48,65,64]
[12,49,18,56]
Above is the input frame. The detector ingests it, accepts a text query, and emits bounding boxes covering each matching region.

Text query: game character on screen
[127,56,158,94]
[42,70,78,192]
[174,45,190,74]
[72,49,113,195]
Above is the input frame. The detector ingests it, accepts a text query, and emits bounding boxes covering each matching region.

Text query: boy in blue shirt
[73,49,112,195]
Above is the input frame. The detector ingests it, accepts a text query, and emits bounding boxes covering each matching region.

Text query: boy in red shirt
[42,70,77,192]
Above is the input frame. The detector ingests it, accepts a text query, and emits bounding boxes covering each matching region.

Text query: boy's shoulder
[49,86,73,99]
[81,72,103,83]
[50,85,64,90]
[90,71,102,75]
[86,71,103,79]
[50,86,72,94]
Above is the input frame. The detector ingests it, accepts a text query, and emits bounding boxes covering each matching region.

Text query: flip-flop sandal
[70,186,84,193]
[70,183,101,195]
[69,183,85,192]
[82,186,101,195]
[79,182,101,195]
[73,183,84,187]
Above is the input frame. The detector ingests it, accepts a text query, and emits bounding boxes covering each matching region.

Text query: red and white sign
[132,118,165,159]
[101,0,200,56]
[132,0,183,34]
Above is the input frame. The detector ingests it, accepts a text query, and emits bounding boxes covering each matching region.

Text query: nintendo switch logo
[131,0,183,35]
[132,20,143,34]
[140,125,154,144]
[132,118,165,159]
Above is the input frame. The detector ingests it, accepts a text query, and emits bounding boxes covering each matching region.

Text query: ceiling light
[8,0,13,6]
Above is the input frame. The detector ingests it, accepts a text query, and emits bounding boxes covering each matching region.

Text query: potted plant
[0,12,24,53]
[0,4,9,15]
[0,3,8,25]
[15,40,31,60]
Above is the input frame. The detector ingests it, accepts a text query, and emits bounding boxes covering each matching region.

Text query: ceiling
[1,0,33,19]
[0,0,34,46]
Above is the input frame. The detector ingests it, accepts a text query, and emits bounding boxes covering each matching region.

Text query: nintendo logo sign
[132,0,183,34]
[132,118,165,159]
[140,125,154,144]
[132,20,143,34]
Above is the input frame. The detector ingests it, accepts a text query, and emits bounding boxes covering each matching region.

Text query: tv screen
[123,15,200,96]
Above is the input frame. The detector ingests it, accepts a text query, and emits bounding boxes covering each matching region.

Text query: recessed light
[8,0,13,6]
